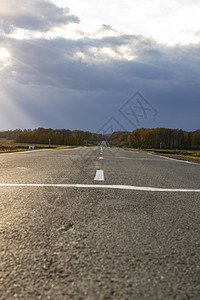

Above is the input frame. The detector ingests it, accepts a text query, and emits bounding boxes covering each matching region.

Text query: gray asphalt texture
[0,146,199,299]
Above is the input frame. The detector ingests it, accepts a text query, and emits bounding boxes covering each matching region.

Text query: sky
[0,0,200,133]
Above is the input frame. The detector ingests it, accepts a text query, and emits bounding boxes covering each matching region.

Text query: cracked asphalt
[0,146,200,299]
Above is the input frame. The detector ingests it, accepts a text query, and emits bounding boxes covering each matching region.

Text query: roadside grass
[123,148,200,163]
[0,141,81,154]
[0,138,13,144]
[160,154,200,162]
[123,148,146,153]
[1,139,199,163]
[0,144,58,154]
[149,149,200,163]
[56,146,79,149]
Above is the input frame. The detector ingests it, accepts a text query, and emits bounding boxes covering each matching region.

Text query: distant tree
[109,131,129,147]
[11,127,200,149]
[191,130,200,149]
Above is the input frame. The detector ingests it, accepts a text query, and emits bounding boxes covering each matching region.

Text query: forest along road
[0,146,200,299]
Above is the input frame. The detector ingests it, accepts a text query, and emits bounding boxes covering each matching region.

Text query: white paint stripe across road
[94,170,104,181]
[0,183,199,192]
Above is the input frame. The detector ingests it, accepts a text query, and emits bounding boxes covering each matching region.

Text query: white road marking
[0,183,199,192]
[94,170,104,181]
[147,153,199,165]
[99,146,103,159]
[4,149,53,155]
[1,148,80,156]
[112,157,157,160]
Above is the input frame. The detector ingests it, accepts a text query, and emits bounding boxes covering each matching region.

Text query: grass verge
[0,144,57,154]
[149,149,200,163]
[123,148,200,163]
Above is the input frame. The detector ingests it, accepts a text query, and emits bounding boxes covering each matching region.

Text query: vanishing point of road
[0,146,199,299]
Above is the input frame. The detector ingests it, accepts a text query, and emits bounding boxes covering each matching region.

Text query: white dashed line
[0,183,199,192]
[94,170,104,181]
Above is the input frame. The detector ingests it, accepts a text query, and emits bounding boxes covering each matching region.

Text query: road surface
[0,146,200,299]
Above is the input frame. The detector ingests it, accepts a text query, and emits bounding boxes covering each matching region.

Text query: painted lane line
[158,155,199,165]
[94,170,104,181]
[2,148,81,156]
[99,157,103,160]
[0,183,199,192]
[147,153,199,165]
[111,157,158,160]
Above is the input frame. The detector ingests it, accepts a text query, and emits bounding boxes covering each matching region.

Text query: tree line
[109,128,200,150]
[0,129,22,140]
[1,127,199,149]
[0,128,106,146]
[108,131,130,148]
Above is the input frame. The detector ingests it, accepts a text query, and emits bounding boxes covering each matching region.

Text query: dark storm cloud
[4,34,200,90]
[1,28,200,130]
[0,0,79,33]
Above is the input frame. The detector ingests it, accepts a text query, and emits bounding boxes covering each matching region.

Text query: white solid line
[94,170,104,181]
[2,148,80,156]
[147,153,199,165]
[3,149,60,155]
[0,183,199,192]
[113,157,156,160]
[159,155,199,165]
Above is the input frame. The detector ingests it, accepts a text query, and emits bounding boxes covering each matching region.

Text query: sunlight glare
[0,48,10,60]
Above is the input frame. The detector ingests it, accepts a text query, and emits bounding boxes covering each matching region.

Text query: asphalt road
[0,146,199,299]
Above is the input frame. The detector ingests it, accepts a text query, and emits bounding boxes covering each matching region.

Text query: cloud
[95,24,119,35]
[0,0,199,131]
[1,33,200,94]
[0,0,79,34]
[58,0,200,45]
